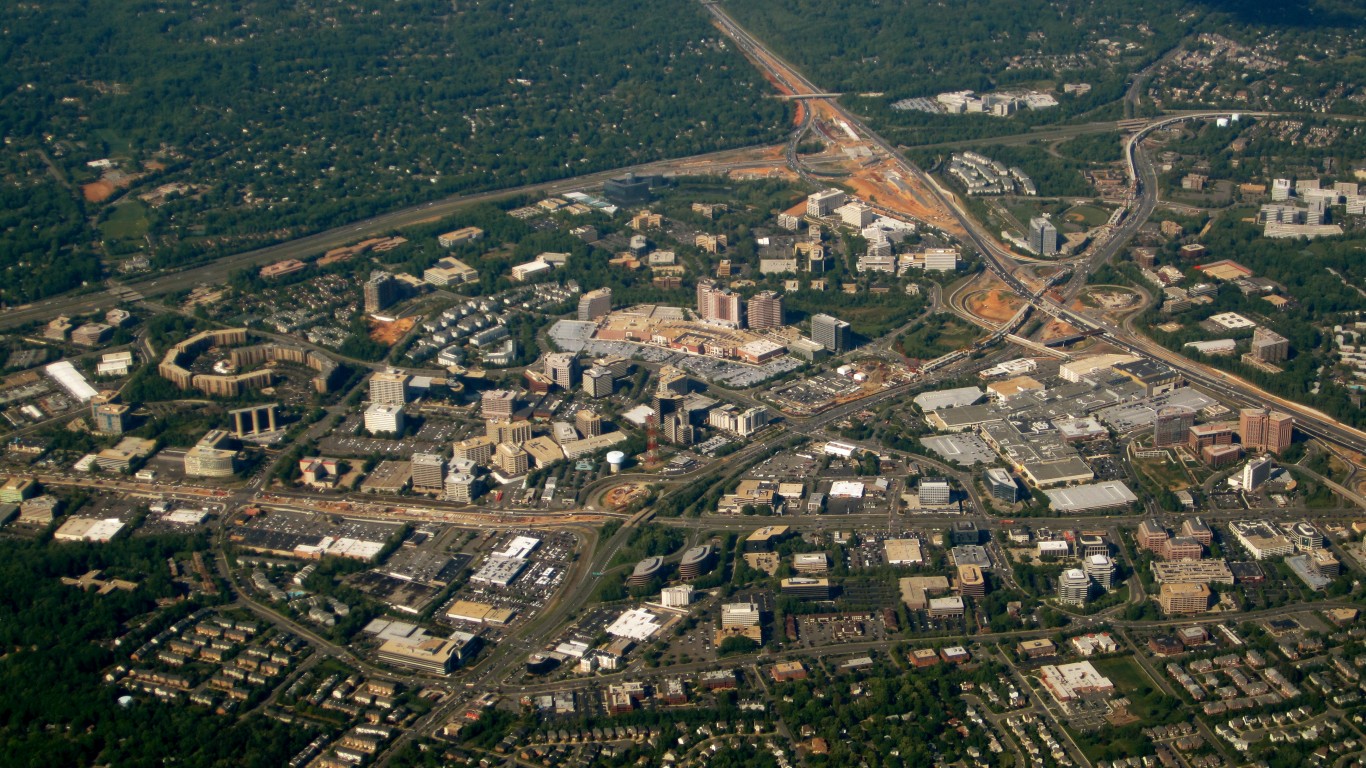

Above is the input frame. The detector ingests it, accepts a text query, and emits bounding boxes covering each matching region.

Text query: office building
[369,369,412,406]
[92,401,131,435]
[678,546,714,580]
[452,435,497,465]
[481,390,517,419]
[1158,583,1211,615]
[1153,407,1195,448]
[811,313,852,353]
[1240,408,1294,454]
[184,431,237,478]
[544,353,578,390]
[363,272,401,313]
[1242,455,1274,491]
[1161,536,1204,562]
[1084,555,1115,591]
[423,256,477,286]
[492,443,530,477]
[656,365,690,397]
[1290,521,1323,551]
[1029,216,1059,257]
[410,453,447,494]
[806,188,847,217]
[444,471,480,503]
[1137,518,1169,553]
[0,477,37,504]
[747,291,784,330]
[708,404,770,437]
[983,468,1021,503]
[919,478,952,506]
[1188,421,1236,452]
[1181,517,1213,546]
[229,403,279,437]
[437,226,484,249]
[577,287,612,321]
[1057,569,1091,606]
[957,564,986,598]
[1250,327,1290,362]
[575,409,604,438]
[660,585,695,608]
[364,404,406,435]
[583,367,614,398]
[486,417,532,445]
[780,577,833,600]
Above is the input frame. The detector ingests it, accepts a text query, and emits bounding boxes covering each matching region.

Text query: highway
[0,145,782,331]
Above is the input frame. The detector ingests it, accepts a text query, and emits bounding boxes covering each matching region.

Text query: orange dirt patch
[82,180,116,203]
[846,161,966,238]
[966,289,1025,324]
[1040,318,1079,341]
[730,165,799,181]
[368,316,416,345]
[603,483,650,511]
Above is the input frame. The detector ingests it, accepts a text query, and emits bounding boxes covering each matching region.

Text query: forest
[0,535,314,767]
[0,0,789,303]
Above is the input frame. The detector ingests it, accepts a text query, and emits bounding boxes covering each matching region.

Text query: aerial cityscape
[4,0,1366,766]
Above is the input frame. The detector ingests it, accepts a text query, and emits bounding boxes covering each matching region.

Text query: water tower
[606,451,626,474]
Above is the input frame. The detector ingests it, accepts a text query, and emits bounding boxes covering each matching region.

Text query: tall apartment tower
[747,291,784,330]
[369,369,412,405]
[1239,408,1294,454]
[577,287,612,321]
[696,279,743,328]
[1153,407,1196,448]
[363,271,401,314]
[544,353,579,390]
[811,313,852,353]
[1250,327,1290,363]
[1029,216,1059,257]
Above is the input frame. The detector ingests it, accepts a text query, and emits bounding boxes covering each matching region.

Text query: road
[0,145,782,331]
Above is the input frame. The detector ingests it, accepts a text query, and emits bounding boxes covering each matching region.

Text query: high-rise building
[481,390,517,419]
[806,189,847,217]
[1158,583,1211,615]
[493,442,530,476]
[1057,569,1091,606]
[919,478,951,506]
[1084,555,1115,591]
[369,369,412,406]
[656,366,690,396]
[1250,327,1290,362]
[1153,406,1196,448]
[1242,455,1274,491]
[92,401,131,435]
[696,279,744,328]
[984,468,1021,503]
[577,287,612,321]
[583,367,614,398]
[811,313,852,353]
[957,564,986,598]
[444,471,480,503]
[575,410,603,438]
[364,271,401,314]
[411,452,448,493]
[1029,216,1059,257]
[1239,408,1294,454]
[747,291,784,330]
[485,418,531,445]
[364,404,406,435]
[544,353,579,390]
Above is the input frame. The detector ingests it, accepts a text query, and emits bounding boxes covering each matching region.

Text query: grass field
[1061,203,1113,229]
[1133,454,1193,492]
[897,314,981,359]
[100,201,150,241]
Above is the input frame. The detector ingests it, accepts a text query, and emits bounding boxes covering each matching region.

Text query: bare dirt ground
[368,317,416,345]
[965,288,1026,324]
[82,180,116,203]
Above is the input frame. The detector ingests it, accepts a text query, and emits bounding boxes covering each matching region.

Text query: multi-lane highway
[0,145,782,331]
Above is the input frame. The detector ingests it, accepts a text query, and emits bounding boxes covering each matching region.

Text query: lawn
[100,201,150,241]
[897,314,981,359]
[1132,455,1194,492]
[1060,203,1113,229]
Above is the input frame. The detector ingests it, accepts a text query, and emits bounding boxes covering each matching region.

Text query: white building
[660,585,695,608]
[364,404,406,435]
